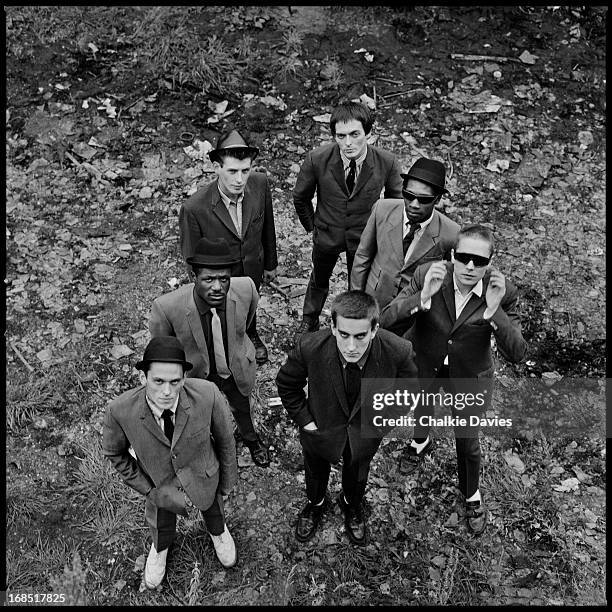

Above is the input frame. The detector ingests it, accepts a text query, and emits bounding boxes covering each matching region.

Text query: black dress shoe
[398,438,434,474]
[295,498,329,542]
[336,494,367,546]
[294,318,320,343]
[244,438,270,467]
[465,499,488,535]
[250,333,268,365]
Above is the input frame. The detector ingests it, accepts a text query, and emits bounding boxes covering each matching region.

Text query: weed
[6,369,53,432]
[186,561,201,606]
[49,551,88,605]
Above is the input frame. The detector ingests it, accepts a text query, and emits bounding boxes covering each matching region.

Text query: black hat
[400,157,449,195]
[135,336,193,372]
[186,236,241,268]
[208,129,259,163]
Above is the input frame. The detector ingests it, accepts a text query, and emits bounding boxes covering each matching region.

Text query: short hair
[215,148,254,165]
[330,101,374,136]
[455,224,495,256]
[140,361,185,376]
[331,290,380,330]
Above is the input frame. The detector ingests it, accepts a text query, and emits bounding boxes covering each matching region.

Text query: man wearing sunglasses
[351,157,459,310]
[380,224,527,535]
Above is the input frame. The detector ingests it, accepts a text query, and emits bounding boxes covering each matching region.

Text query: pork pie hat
[400,157,449,195]
[186,236,241,268]
[135,336,193,372]
[208,129,259,163]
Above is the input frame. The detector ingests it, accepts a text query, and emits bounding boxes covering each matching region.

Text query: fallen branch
[450,53,518,63]
[9,340,34,373]
[374,77,404,85]
[380,88,428,100]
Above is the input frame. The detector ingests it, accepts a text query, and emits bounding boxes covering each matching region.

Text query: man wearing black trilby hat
[351,157,459,310]
[179,129,278,365]
[102,336,238,590]
[149,236,271,468]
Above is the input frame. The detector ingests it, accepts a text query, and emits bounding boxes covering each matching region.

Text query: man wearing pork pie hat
[149,236,271,467]
[102,336,239,589]
[351,157,459,310]
[179,129,278,365]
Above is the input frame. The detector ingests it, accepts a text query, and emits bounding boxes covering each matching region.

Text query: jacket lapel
[239,178,255,238]
[389,203,405,267]
[347,335,381,421]
[351,148,374,198]
[186,288,210,371]
[330,146,348,194]
[450,274,488,334]
[138,391,171,447]
[211,184,240,237]
[403,211,442,270]
[326,341,350,416]
[172,388,190,449]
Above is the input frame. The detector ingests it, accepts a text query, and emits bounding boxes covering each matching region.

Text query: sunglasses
[402,190,438,205]
[454,252,491,267]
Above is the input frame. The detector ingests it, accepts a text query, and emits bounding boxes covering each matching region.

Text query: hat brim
[186,255,242,268]
[135,358,193,372]
[208,145,259,163]
[400,172,449,195]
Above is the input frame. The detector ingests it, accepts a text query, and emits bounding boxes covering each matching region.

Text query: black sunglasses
[454,252,490,267]
[402,190,439,205]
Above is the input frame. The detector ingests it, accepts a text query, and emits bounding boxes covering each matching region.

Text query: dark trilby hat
[400,157,449,195]
[136,336,193,372]
[186,236,241,268]
[208,129,259,163]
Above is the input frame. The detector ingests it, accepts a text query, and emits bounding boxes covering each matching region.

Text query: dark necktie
[346,159,357,194]
[345,363,361,407]
[161,409,174,442]
[402,222,419,256]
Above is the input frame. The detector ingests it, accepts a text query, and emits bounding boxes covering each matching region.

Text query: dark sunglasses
[454,252,490,267]
[402,190,438,205]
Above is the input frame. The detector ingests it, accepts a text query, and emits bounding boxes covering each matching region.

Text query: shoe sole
[336,496,367,546]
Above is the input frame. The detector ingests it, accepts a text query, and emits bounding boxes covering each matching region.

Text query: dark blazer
[380,261,527,384]
[293,143,403,253]
[102,379,238,511]
[149,277,258,396]
[276,328,417,465]
[179,172,278,287]
[351,203,460,309]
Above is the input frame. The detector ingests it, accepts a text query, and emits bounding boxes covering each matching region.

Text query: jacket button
[172,453,177,459]
[448,339,453,345]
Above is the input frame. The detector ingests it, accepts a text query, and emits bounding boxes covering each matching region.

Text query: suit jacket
[351,203,460,309]
[380,261,527,387]
[179,172,278,287]
[293,143,403,253]
[149,277,258,396]
[102,379,238,511]
[276,328,417,466]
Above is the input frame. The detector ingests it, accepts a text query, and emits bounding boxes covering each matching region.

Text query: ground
[5,6,606,606]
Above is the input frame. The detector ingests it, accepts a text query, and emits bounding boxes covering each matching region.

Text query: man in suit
[150,236,271,467]
[277,290,417,545]
[102,336,238,589]
[293,101,403,339]
[351,157,460,310]
[179,129,278,364]
[380,224,527,534]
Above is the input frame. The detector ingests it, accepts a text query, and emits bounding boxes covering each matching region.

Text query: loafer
[398,438,434,474]
[250,333,268,365]
[466,499,488,535]
[294,318,320,343]
[244,438,270,467]
[144,543,168,589]
[295,498,329,542]
[210,524,237,568]
[336,494,367,546]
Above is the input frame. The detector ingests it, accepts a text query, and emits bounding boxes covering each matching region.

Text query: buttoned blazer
[351,203,460,309]
[179,172,278,287]
[102,379,238,511]
[293,143,403,253]
[276,328,417,465]
[149,277,258,396]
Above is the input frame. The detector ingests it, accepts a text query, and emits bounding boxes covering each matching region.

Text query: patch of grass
[6,369,53,432]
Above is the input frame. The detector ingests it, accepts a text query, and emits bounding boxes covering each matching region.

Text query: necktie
[228,201,241,236]
[211,308,231,379]
[161,409,174,442]
[403,222,419,256]
[346,159,357,194]
[345,363,361,407]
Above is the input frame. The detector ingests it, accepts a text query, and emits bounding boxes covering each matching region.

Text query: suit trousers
[303,436,370,508]
[210,374,257,443]
[303,243,356,320]
[412,365,482,498]
[146,492,225,552]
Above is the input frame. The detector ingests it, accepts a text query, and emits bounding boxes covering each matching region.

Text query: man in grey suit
[351,157,459,310]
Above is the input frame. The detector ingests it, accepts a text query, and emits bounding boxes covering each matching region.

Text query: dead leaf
[552,477,580,492]
[518,50,537,65]
[313,113,331,123]
[110,344,134,359]
[503,449,526,474]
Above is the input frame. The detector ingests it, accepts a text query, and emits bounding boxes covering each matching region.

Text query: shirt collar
[403,208,435,230]
[452,274,483,298]
[337,342,372,370]
[217,184,244,207]
[146,394,179,420]
[193,287,226,315]
[340,146,368,170]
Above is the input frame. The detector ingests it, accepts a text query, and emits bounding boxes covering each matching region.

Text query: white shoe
[144,543,168,589]
[210,525,237,568]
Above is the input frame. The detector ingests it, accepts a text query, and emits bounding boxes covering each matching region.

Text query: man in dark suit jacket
[277,290,417,545]
[351,158,460,310]
[293,102,403,338]
[102,336,238,589]
[150,237,270,467]
[380,224,527,534]
[179,129,278,364]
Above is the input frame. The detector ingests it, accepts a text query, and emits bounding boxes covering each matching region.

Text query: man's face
[214,155,252,198]
[333,119,368,160]
[452,236,493,291]
[403,178,439,224]
[139,361,185,411]
[194,266,231,307]
[331,315,378,363]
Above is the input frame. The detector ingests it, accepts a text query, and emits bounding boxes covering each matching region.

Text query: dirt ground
[5,6,606,606]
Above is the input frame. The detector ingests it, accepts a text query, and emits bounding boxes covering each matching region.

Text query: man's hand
[147,485,188,516]
[263,267,278,283]
[421,261,448,302]
[302,421,318,432]
[485,269,506,315]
